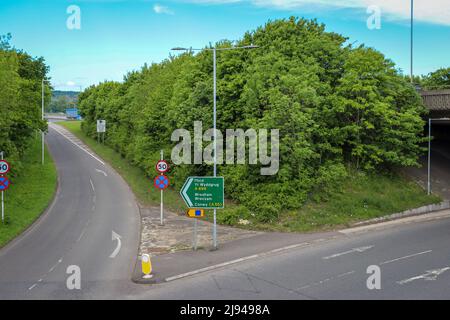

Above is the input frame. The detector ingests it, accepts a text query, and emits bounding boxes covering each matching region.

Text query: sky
[0,0,449,91]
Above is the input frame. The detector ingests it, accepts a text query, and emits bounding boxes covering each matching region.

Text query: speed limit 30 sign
[0,160,10,175]
[156,160,169,173]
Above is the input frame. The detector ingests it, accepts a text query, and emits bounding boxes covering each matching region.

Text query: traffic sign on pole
[0,176,10,191]
[0,160,10,175]
[96,120,106,133]
[180,177,224,209]
[154,175,169,190]
[186,209,205,218]
[156,160,169,173]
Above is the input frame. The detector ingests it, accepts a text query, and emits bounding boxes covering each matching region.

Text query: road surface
[1,123,449,300]
[0,124,140,299]
[130,215,450,300]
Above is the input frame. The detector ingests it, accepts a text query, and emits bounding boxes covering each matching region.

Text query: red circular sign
[0,160,10,175]
[154,175,169,190]
[156,160,169,173]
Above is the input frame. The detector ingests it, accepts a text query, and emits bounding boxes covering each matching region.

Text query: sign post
[96,120,106,144]
[154,151,169,226]
[181,177,224,209]
[0,152,11,224]
[181,177,224,250]
[186,209,205,251]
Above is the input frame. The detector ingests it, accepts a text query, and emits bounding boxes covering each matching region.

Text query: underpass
[406,89,450,199]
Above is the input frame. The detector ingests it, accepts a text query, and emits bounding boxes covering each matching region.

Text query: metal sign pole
[193,218,198,251]
[160,150,164,226]
[212,48,218,250]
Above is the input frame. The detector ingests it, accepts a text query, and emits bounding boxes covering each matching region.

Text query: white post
[41,80,45,165]
[212,48,218,250]
[160,149,164,226]
[428,118,431,195]
[193,218,198,251]
[410,0,414,84]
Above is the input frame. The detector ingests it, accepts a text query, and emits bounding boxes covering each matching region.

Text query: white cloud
[181,0,450,26]
[154,4,174,15]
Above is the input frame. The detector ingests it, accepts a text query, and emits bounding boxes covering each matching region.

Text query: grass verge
[0,136,57,248]
[59,121,441,233]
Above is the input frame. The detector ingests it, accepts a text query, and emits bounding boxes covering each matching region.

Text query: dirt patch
[139,206,261,256]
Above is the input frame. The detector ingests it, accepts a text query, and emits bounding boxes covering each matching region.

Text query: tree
[423,67,450,89]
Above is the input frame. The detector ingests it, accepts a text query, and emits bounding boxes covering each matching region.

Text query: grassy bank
[59,121,441,233]
[0,136,57,248]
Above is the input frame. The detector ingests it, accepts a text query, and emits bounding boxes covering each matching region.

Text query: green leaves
[77,18,427,222]
[0,39,49,176]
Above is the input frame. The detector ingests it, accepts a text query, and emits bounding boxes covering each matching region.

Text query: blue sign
[66,108,81,120]
[154,175,169,190]
[0,176,10,191]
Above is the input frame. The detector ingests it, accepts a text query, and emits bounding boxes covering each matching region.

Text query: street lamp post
[427,118,450,195]
[172,44,259,250]
[41,79,47,165]
[410,0,414,84]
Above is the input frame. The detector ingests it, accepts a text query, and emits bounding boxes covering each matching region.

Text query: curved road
[0,124,140,299]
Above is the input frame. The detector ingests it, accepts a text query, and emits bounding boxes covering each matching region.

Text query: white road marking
[28,284,37,290]
[322,246,374,260]
[110,231,122,258]
[95,169,108,177]
[166,241,320,282]
[397,267,450,285]
[77,227,87,243]
[165,255,260,282]
[380,250,432,265]
[297,270,356,291]
[89,179,95,193]
[50,125,105,165]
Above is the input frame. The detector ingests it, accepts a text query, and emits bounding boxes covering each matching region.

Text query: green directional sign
[180,177,224,209]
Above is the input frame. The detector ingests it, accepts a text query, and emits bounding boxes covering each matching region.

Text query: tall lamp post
[172,44,259,250]
[410,0,414,84]
[41,79,51,165]
[427,118,450,195]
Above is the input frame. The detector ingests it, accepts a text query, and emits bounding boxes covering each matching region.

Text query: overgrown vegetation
[0,33,51,176]
[78,18,430,223]
[60,121,440,232]
[0,137,57,248]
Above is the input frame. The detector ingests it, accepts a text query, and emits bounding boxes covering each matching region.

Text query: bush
[78,18,427,220]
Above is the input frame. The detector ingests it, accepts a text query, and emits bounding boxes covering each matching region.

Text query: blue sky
[1,0,449,91]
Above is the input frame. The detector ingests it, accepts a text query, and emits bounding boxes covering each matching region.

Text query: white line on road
[50,125,105,165]
[95,169,108,177]
[77,227,87,243]
[380,250,432,265]
[89,179,95,193]
[28,284,37,291]
[297,271,356,291]
[322,246,374,260]
[166,241,313,282]
[397,267,450,285]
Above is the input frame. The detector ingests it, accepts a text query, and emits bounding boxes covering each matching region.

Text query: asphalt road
[1,123,449,300]
[131,215,450,300]
[0,124,140,299]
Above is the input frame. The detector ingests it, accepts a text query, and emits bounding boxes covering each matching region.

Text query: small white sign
[97,120,106,133]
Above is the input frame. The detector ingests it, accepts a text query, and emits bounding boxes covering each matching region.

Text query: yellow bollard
[142,254,153,279]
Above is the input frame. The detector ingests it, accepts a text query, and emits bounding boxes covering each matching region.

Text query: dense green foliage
[422,67,450,89]
[0,136,57,247]
[0,34,51,175]
[79,18,428,222]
